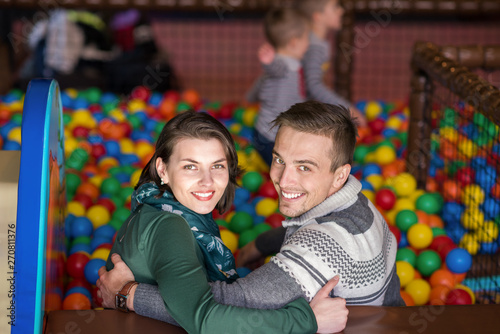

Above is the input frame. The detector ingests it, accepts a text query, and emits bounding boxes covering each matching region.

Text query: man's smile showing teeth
[282,191,304,199]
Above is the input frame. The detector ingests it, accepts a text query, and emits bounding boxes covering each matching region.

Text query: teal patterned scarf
[131,182,238,283]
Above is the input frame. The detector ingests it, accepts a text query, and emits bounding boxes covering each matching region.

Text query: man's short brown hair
[264,8,309,49]
[272,101,358,172]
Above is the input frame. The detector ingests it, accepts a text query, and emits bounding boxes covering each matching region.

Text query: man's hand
[96,254,135,309]
[310,276,349,334]
[236,240,265,268]
[258,43,275,65]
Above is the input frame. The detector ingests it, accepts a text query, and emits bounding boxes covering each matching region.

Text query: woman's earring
[161,179,165,185]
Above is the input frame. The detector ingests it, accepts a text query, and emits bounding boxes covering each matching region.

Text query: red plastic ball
[72,193,94,211]
[66,278,92,292]
[445,288,472,305]
[456,167,475,186]
[96,198,116,214]
[91,143,107,161]
[73,126,91,139]
[388,224,401,244]
[375,188,397,211]
[258,180,278,199]
[265,213,285,229]
[368,118,386,135]
[67,252,90,279]
[219,103,236,119]
[131,86,152,102]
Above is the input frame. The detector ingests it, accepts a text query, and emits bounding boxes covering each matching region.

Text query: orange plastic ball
[400,290,415,306]
[76,182,100,200]
[429,269,455,288]
[429,285,451,305]
[62,293,91,310]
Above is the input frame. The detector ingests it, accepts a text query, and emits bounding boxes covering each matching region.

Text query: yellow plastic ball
[405,279,431,306]
[135,141,154,159]
[364,152,377,163]
[459,233,480,255]
[361,189,375,203]
[264,255,272,264]
[130,169,142,188]
[242,108,258,127]
[119,138,135,154]
[128,99,147,113]
[72,109,96,128]
[385,209,398,226]
[7,127,22,144]
[237,151,249,170]
[91,248,111,261]
[67,201,86,216]
[366,174,384,191]
[65,137,79,157]
[88,175,104,189]
[9,101,24,112]
[439,127,458,143]
[365,101,382,121]
[109,108,126,122]
[458,139,478,159]
[394,198,416,212]
[386,116,402,130]
[475,221,499,243]
[86,205,111,229]
[220,229,238,253]
[255,198,278,217]
[461,184,485,206]
[65,88,78,98]
[98,157,119,169]
[393,173,417,198]
[396,261,415,287]
[461,207,484,230]
[407,223,433,249]
[225,211,236,223]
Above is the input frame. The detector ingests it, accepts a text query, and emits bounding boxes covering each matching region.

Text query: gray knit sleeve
[246,76,264,103]
[133,262,305,322]
[302,43,351,108]
[263,57,288,78]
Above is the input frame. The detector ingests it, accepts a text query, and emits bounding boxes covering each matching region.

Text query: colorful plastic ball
[445,288,472,305]
[363,163,382,177]
[400,290,415,306]
[229,212,253,234]
[455,284,476,304]
[365,101,383,121]
[375,188,397,211]
[242,108,258,127]
[429,285,451,305]
[255,198,278,217]
[238,229,259,248]
[461,207,484,230]
[62,293,91,310]
[395,210,418,232]
[396,261,415,288]
[265,213,285,229]
[392,173,417,198]
[429,269,455,289]
[446,248,472,274]
[65,286,92,301]
[396,247,417,267]
[220,229,238,253]
[388,224,401,244]
[242,171,264,193]
[67,252,90,279]
[416,250,441,277]
[461,184,485,206]
[253,222,272,235]
[91,248,111,261]
[86,205,111,229]
[415,193,443,214]
[407,223,433,249]
[365,174,384,191]
[90,236,112,252]
[69,244,93,256]
[405,279,431,306]
[374,145,396,165]
[70,217,93,238]
[94,224,117,240]
[368,118,386,135]
[258,180,278,199]
[84,258,106,285]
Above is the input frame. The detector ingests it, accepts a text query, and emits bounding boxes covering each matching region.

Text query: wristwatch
[115,281,139,312]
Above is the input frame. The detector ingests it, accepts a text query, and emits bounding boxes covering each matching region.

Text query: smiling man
[97,102,403,325]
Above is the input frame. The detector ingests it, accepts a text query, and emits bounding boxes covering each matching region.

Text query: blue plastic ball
[236,267,252,278]
[94,224,117,239]
[84,259,106,285]
[399,231,409,248]
[104,140,120,157]
[70,217,93,238]
[446,248,472,274]
[363,163,382,177]
[69,243,93,255]
[90,236,112,252]
[66,286,92,300]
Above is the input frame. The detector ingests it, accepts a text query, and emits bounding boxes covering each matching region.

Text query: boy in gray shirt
[247,8,310,166]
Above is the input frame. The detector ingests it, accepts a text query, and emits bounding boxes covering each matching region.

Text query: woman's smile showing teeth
[192,191,215,201]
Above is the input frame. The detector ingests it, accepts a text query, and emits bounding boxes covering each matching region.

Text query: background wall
[151,16,500,103]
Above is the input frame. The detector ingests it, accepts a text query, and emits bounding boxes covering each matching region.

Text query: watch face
[116,294,127,311]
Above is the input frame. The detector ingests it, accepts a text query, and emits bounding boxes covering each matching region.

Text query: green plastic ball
[396,247,417,267]
[354,145,370,163]
[85,87,102,104]
[120,186,134,201]
[238,229,259,248]
[432,227,447,237]
[216,219,229,229]
[66,172,82,194]
[416,193,443,214]
[72,236,91,246]
[112,207,130,223]
[253,223,273,235]
[101,177,122,196]
[176,102,191,113]
[108,218,123,231]
[416,250,441,277]
[242,171,264,193]
[11,113,23,126]
[229,212,253,234]
[66,148,89,170]
[395,210,419,232]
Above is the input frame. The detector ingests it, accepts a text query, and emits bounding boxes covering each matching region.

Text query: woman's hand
[309,276,349,333]
[96,254,135,309]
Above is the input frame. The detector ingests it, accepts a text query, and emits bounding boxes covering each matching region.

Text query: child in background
[294,0,367,126]
[246,8,310,166]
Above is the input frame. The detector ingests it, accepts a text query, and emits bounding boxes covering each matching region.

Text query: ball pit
[3,86,496,312]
